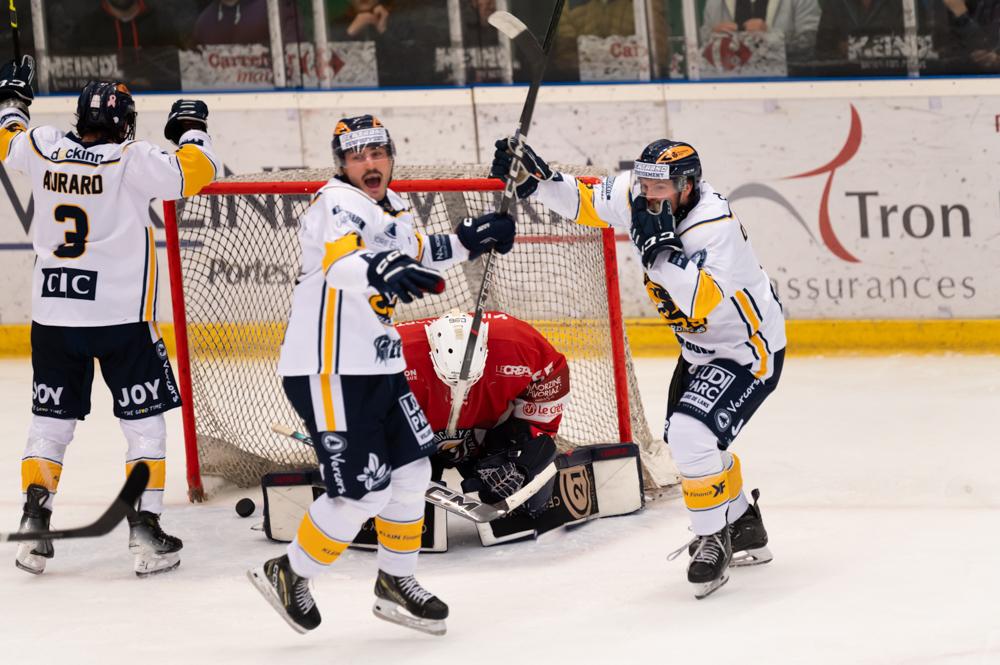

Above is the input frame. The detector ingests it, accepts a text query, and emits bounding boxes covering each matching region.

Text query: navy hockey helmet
[331,114,396,168]
[634,139,702,184]
[75,81,136,143]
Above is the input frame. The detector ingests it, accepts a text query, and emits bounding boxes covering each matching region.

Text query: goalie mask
[75,81,136,143]
[425,311,490,389]
[631,139,702,219]
[331,114,396,169]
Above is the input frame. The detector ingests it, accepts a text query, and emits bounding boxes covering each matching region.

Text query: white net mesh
[170,166,674,492]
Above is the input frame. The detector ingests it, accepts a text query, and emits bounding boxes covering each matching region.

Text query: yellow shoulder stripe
[691,270,723,320]
[0,124,25,161]
[177,144,216,197]
[574,180,609,229]
[323,233,365,271]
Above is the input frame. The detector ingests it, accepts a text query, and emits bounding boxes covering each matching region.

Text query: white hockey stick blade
[488,11,544,61]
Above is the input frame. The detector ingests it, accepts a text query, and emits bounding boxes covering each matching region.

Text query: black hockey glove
[456,212,516,260]
[461,431,557,516]
[164,99,209,145]
[490,137,553,199]
[0,55,35,108]
[630,195,683,270]
[367,250,445,304]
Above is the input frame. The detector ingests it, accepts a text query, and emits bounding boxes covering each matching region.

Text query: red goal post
[163,169,673,501]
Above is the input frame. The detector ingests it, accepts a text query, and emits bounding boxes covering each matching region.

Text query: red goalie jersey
[397,311,570,447]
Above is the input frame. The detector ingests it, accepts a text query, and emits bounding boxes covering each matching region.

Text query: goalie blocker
[261,443,643,549]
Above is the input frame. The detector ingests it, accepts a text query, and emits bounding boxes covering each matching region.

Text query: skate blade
[731,546,773,567]
[15,556,46,575]
[246,567,312,635]
[693,572,729,600]
[372,598,447,636]
[15,543,50,575]
[134,552,181,577]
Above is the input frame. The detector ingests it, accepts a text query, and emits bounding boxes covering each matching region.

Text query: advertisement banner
[1,86,997,324]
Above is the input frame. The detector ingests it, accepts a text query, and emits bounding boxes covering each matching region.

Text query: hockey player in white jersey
[492,137,786,599]
[0,57,218,576]
[247,115,516,636]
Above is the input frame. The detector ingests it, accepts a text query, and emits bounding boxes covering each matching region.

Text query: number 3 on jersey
[53,204,89,259]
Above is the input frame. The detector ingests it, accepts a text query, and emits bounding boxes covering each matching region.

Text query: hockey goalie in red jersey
[397,311,568,517]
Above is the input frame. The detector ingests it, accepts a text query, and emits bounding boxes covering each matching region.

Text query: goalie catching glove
[630,195,683,270]
[489,137,553,199]
[367,250,445,304]
[460,431,557,517]
[456,212,516,260]
[164,99,209,145]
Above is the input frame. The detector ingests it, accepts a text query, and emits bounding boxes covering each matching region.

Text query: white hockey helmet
[425,310,490,388]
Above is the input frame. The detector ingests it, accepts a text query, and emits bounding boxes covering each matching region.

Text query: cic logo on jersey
[41,268,98,300]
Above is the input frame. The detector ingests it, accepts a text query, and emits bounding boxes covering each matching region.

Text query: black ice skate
[128,510,182,577]
[247,554,321,634]
[729,489,773,567]
[372,570,449,636]
[15,484,54,575]
[670,526,732,599]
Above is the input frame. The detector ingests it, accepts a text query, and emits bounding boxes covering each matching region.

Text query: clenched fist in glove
[367,250,445,304]
[630,195,683,270]
[0,55,35,111]
[489,137,553,199]
[456,212,516,260]
[164,99,209,145]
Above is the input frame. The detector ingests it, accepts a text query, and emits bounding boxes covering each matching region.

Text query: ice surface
[1,356,998,664]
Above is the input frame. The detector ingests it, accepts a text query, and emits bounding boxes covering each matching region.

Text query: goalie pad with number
[475,442,645,546]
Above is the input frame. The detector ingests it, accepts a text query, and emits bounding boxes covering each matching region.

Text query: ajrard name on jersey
[42,170,103,195]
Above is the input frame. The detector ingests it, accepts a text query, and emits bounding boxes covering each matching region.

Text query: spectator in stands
[370,0,451,86]
[936,0,1000,71]
[699,0,822,59]
[524,0,671,82]
[192,0,303,47]
[69,0,182,90]
[329,0,391,40]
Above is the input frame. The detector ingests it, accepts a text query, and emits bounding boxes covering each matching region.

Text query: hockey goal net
[163,166,676,500]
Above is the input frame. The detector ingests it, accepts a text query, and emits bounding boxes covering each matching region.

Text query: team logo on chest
[369,293,396,325]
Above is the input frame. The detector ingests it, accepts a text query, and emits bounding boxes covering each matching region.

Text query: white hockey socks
[22,415,76,508]
[375,457,430,578]
[121,415,167,514]
[287,487,391,579]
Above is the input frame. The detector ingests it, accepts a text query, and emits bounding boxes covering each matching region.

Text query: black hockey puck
[235,497,255,518]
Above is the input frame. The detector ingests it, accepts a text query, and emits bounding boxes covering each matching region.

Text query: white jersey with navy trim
[0,112,218,327]
[277,178,470,377]
[533,173,786,379]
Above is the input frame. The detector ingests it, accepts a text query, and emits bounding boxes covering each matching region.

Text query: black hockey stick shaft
[449,2,566,434]
[1,462,149,543]
[8,0,19,59]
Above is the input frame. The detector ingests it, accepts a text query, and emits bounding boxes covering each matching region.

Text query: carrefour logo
[732,104,971,264]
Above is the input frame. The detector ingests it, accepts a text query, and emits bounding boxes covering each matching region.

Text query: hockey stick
[271,424,556,523]
[0,462,150,543]
[446,2,566,436]
[8,0,20,59]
